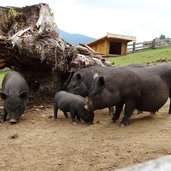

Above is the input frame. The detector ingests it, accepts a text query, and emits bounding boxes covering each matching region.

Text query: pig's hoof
[120,120,129,127]
[119,123,125,128]
[73,122,77,125]
[0,116,5,123]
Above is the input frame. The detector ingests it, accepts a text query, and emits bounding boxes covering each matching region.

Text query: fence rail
[127,39,171,54]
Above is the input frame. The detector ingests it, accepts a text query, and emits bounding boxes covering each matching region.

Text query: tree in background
[159,34,166,40]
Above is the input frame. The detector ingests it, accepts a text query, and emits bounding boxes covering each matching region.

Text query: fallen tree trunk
[0,3,111,99]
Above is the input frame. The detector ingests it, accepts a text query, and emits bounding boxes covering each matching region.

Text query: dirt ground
[0,99,171,171]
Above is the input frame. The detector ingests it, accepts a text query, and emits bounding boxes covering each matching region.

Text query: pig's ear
[76,73,82,80]
[0,92,8,100]
[18,91,28,99]
[98,76,105,86]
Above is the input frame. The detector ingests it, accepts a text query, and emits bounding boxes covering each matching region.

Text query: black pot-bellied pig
[0,71,29,124]
[53,91,94,124]
[68,65,114,115]
[68,65,114,97]
[88,63,171,127]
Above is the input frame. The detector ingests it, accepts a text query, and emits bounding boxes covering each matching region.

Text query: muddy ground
[0,100,171,171]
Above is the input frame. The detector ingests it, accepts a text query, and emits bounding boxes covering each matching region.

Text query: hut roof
[87,32,136,45]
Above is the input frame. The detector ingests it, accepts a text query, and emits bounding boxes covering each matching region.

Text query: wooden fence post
[152,39,156,49]
[132,42,136,53]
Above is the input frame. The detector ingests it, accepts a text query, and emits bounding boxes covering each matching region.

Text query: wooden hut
[87,32,136,56]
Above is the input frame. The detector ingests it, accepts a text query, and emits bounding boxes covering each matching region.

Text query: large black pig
[68,65,114,97]
[0,71,29,124]
[54,91,94,124]
[68,65,115,115]
[88,63,171,127]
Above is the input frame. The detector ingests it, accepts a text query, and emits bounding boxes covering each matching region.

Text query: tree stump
[0,3,110,100]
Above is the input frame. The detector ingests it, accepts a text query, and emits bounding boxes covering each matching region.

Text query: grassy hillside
[107,47,171,66]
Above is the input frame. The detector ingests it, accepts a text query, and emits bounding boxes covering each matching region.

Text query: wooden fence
[127,39,171,54]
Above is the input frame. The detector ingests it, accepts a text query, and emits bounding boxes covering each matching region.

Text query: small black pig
[53,91,94,124]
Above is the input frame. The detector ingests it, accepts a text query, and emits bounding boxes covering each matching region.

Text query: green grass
[0,72,6,85]
[107,47,171,66]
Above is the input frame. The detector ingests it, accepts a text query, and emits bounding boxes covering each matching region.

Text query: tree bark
[0,3,110,99]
